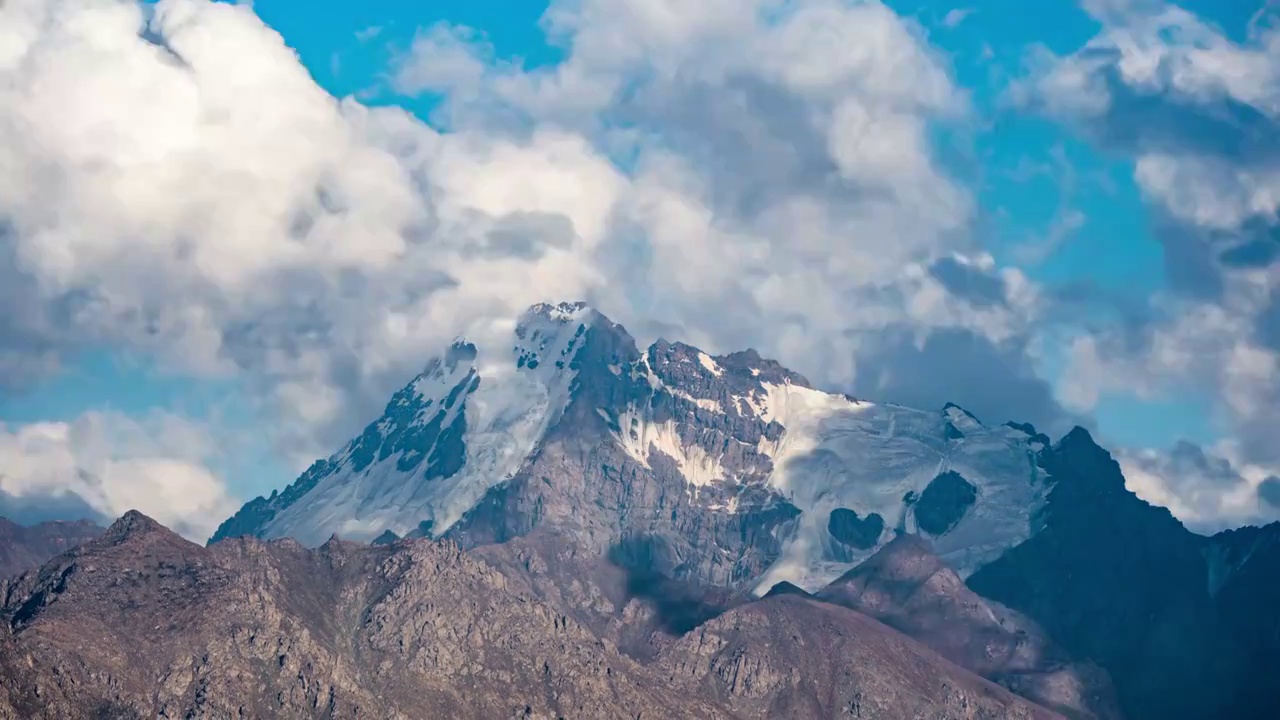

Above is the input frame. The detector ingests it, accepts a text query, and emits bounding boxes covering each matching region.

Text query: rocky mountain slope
[0,517,101,578]
[816,535,1120,720]
[0,511,1054,720]
[968,429,1280,720]
[214,302,1051,593]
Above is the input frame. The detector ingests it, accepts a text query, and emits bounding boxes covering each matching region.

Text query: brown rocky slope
[815,534,1121,720]
[0,517,102,578]
[0,511,1057,720]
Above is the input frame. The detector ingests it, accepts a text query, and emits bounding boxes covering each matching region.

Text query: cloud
[1021,1,1280,475]
[1118,440,1280,532]
[1021,1,1280,240]
[1259,476,1280,509]
[0,411,238,540]
[942,8,976,29]
[355,25,383,43]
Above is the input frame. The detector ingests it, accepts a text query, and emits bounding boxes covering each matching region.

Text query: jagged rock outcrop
[0,511,1054,720]
[0,517,101,578]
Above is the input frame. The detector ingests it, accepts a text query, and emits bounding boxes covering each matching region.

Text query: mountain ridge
[0,508,1056,720]
[213,301,1057,595]
[0,517,102,579]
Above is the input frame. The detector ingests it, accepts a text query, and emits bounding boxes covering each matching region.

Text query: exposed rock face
[761,580,812,599]
[0,517,101,578]
[0,511,1054,720]
[914,470,979,536]
[968,429,1280,720]
[817,535,1121,720]
[827,508,886,551]
[446,337,809,589]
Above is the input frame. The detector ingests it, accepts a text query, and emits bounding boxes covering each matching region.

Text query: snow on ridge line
[407,301,597,533]
[754,381,872,492]
[260,304,597,546]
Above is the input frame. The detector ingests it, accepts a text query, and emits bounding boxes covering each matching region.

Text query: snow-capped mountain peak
[213,301,1052,596]
[212,301,599,546]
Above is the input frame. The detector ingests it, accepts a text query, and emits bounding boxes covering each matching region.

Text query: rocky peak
[941,402,984,439]
[818,534,1122,720]
[967,423,1236,719]
[762,580,813,598]
[1036,425,1184,531]
[831,533,944,586]
[715,348,813,388]
[522,300,591,324]
[1056,424,1096,447]
[100,510,170,545]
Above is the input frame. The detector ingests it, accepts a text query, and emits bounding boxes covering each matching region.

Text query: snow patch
[698,352,723,376]
[616,409,727,488]
[669,386,723,413]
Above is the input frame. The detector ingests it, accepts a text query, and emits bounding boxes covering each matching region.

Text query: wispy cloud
[942,8,976,29]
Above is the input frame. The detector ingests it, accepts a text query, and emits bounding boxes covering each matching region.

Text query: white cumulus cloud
[0,411,238,540]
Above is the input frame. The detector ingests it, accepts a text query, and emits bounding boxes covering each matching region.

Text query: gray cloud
[1119,441,1280,533]
[1258,476,1280,510]
[928,255,1010,308]
[0,411,238,541]
[851,325,1078,436]
[0,488,107,527]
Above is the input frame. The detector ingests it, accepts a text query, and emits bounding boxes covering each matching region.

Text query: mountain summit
[214,301,1052,593]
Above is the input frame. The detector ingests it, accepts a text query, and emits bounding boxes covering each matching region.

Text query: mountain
[0,510,1054,719]
[968,428,1280,720]
[214,301,1051,594]
[816,534,1121,720]
[209,301,1280,720]
[0,517,102,578]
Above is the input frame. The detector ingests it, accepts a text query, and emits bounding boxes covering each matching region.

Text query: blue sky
[1,0,1276,534]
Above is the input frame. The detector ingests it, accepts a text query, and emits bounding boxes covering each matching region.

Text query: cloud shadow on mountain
[605,535,736,635]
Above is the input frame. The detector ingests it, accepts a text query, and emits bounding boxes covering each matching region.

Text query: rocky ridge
[0,511,1054,720]
[816,534,1120,720]
[969,429,1280,720]
[0,517,101,578]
